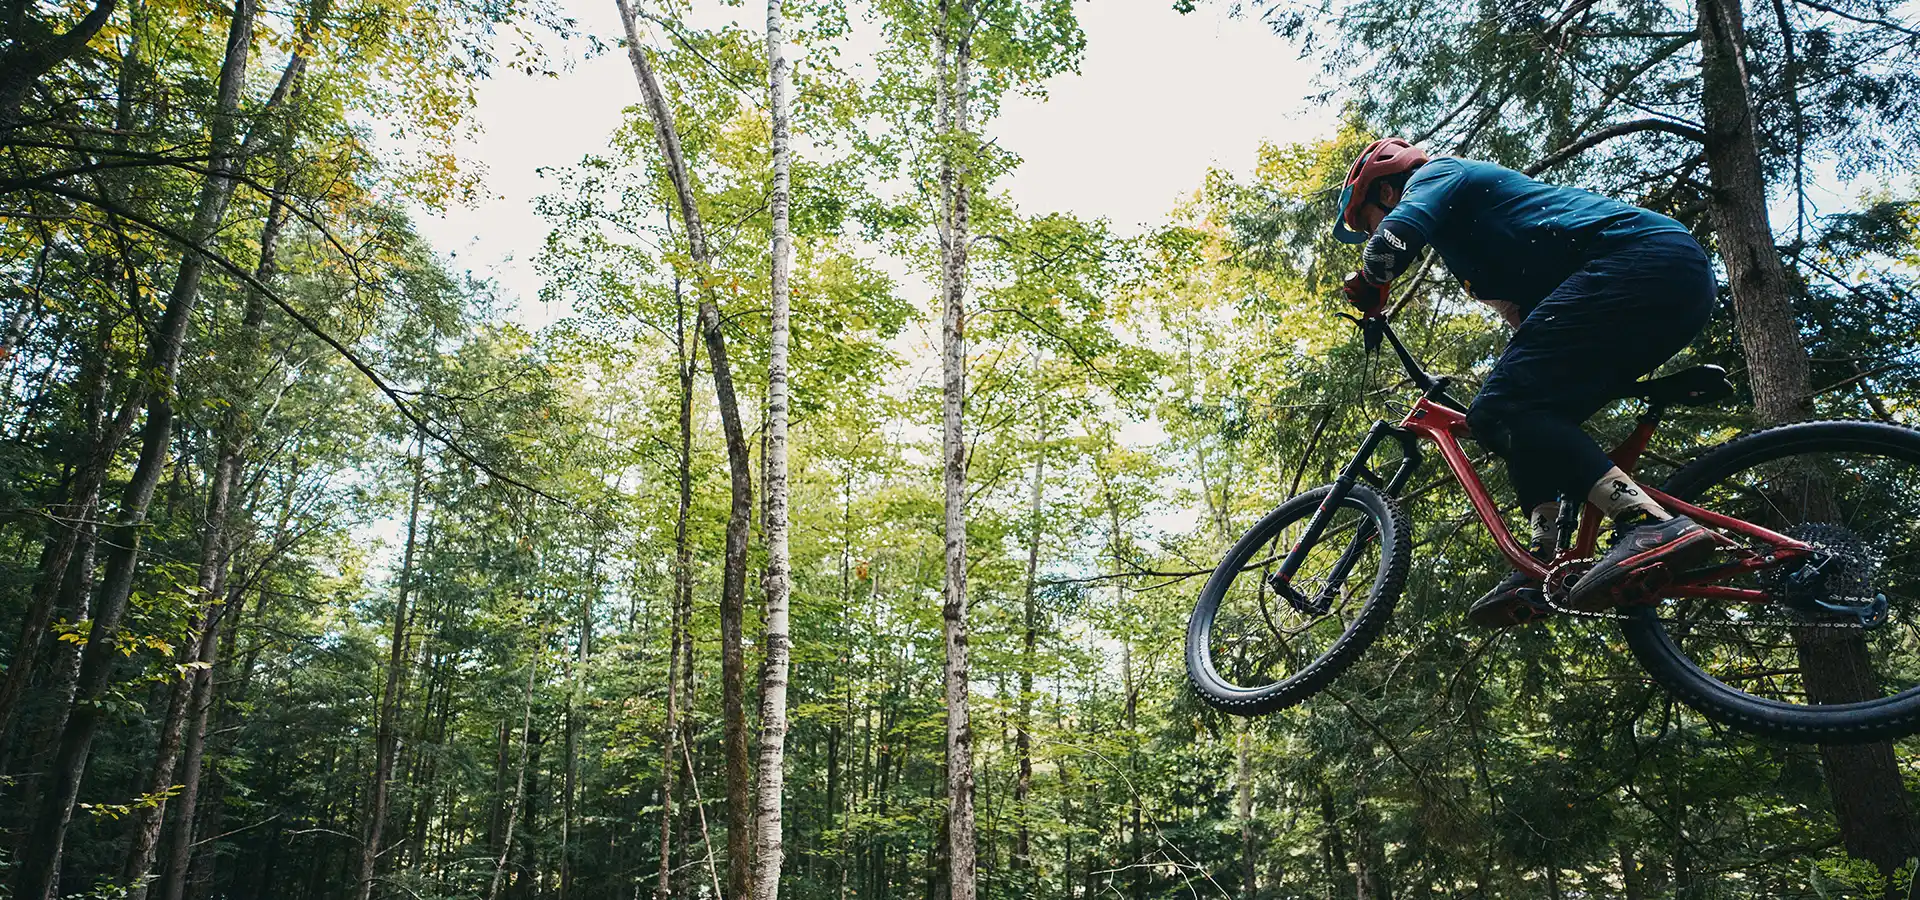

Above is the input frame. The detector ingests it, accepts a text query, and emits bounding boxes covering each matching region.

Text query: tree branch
[1525,118,1706,176]
[1790,0,1920,38]
[36,184,576,511]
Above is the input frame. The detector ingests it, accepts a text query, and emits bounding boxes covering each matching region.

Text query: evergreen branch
[1566,34,1699,139]
[1525,118,1706,176]
[1789,0,1920,38]
[1411,77,1498,149]
[1570,28,1699,38]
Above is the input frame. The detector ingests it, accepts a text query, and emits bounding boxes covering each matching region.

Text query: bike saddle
[1623,364,1735,408]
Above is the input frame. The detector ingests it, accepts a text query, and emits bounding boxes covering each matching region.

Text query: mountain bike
[1184,314,1920,744]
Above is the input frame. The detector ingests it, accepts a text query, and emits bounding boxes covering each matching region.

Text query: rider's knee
[1466,398,1517,457]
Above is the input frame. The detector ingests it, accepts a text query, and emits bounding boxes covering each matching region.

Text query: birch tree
[753,0,796,894]
[611,4,759,896]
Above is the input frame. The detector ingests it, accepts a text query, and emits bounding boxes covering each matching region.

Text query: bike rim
[1205,495,1386,693]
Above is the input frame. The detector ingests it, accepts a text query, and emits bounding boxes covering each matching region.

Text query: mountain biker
[1333,138,1719,627]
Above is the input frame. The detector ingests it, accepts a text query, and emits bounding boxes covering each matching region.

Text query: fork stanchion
[1275,422,1401,613]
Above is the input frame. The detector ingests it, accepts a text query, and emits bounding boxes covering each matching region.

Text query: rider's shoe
[1466,569,1555,628]
[1565,515,1718,612]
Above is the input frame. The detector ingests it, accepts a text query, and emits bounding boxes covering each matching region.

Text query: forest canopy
[0,0,1918,897]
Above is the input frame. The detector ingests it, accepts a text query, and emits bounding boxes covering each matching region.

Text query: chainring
[1543,560,1592,604]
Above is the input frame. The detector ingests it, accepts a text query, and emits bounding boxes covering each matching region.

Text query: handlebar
[1340,313,1469,413]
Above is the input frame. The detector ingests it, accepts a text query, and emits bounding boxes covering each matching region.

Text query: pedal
[1508,587,1555,626]
[1615,563,1672,607]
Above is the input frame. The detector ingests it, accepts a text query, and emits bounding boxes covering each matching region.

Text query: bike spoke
[1209,495,1386,691]
[1655,447,1920,708]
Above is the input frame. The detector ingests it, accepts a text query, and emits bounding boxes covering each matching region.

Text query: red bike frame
[1268,315,1818,613]
[1397,375,1813,605]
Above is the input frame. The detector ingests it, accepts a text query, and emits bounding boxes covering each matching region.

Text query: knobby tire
[1624,419,1920,744]
[1186,483,1412,716]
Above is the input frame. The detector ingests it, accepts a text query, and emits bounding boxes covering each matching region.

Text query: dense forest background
[1,0,1919,897]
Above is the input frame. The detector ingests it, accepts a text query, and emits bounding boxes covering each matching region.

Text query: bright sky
[411,0,1336,322]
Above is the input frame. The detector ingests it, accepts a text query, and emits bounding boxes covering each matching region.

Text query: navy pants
[1465,231,1716,511]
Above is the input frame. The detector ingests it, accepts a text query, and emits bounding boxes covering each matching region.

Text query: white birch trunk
[751,0,795,896]
[936,3,978,899]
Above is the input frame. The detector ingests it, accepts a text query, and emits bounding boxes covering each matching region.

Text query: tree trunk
[1,304,114,829]
[162,185,294,900]
[1239,726,1255,900]
[491,719,511,855]
[611,8,757,896]
[355,438,426,900]
[659,276,694,900]
[171,586,254,900]
[1058,693,1075,900]
[561,550,594,900]
[934,1,977,898]
[12,2,256,893]
[656,585,683,900]
[1318,783,1352,900]
[0,342,140,736]
[402,647,453,884]
[1013,434,1043,880]
[514,724,542,900]
[154,573,230,900]
[120,652,196,897]
[1124,638,1144,900]
[1695,0,1920,880]
[122,446,241,900]
[489,661,540,900]
[1621,845,1643,900]
[12,497,100,809]
[752,0,795,896]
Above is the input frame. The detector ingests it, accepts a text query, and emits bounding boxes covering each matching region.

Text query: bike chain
[1537,549,1882,631]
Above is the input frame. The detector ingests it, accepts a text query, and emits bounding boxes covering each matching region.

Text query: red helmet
[1333,138,1429,244]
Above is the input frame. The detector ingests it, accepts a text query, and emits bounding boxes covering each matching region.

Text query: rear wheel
[1622,421,1920,743]
[1186,483,1411,716]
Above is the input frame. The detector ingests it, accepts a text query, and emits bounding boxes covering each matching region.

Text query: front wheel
[1186,483,1412,716]
[1623,420,1920,744]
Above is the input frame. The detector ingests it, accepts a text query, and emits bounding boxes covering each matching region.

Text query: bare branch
[1790,0,1920,38]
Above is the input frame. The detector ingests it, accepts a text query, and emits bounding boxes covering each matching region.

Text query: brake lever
[1334,312,1387,353]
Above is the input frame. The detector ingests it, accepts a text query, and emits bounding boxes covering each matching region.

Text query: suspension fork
[1271,422,1423,614]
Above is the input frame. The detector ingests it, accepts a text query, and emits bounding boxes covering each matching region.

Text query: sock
[1528,502,1559,556]
[1587,466,1669,524]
